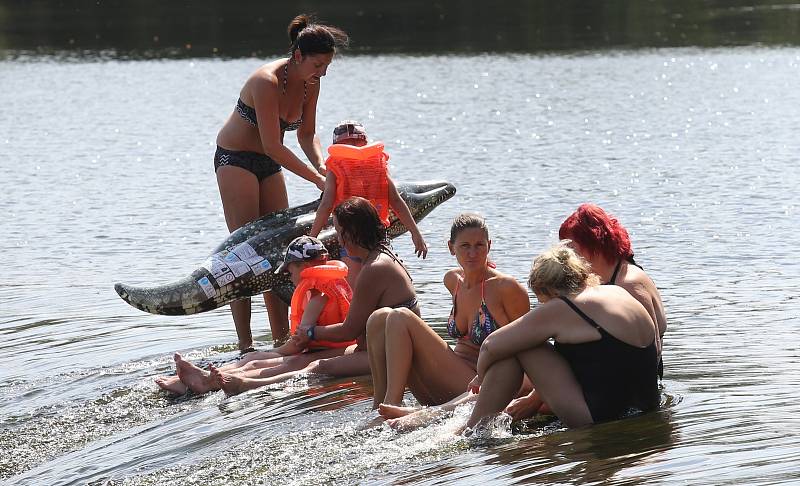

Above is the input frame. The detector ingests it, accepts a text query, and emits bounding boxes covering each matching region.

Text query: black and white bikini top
[236,62,306,131]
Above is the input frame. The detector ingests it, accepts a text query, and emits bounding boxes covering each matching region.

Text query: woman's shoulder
[620,266,660,298]
[365,251,409,278]
[487,270,527,294]
[246,63,282,90]
[587,284,639,309]
[443,268,463,281]
[443,268,463,291]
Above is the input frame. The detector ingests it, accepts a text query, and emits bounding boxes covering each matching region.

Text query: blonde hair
[528,241,600,297]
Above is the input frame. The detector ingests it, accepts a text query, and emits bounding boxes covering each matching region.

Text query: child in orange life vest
[257,235,355,357]
[310,120,428,285]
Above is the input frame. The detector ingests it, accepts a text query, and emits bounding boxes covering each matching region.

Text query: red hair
[558,204,633,263]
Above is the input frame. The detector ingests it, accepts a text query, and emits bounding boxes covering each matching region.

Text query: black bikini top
[235,62,306,131]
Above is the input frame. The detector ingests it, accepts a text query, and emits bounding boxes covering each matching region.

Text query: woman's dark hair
[333,197,386,251]
[288,14,349,56]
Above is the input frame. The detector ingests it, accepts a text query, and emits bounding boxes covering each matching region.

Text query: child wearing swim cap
[310,120,427,283]
[238,236,354,358]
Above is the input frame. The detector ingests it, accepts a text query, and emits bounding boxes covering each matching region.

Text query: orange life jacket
[326,141,391,227]
[289,260,355,349]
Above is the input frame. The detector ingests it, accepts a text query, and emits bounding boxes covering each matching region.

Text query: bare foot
[386,409,441,431]
[154,375,188,395]
[360,414,388,430]
[207,364,227,391]
[378,403,418,420]
[174,353,218,394]
[211,365,249,397]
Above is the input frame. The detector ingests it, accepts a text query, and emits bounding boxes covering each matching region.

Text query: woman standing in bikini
[214,14,348,352]
[366,213,530,409]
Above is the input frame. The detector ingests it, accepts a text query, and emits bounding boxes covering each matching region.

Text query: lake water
[2,46,800,484]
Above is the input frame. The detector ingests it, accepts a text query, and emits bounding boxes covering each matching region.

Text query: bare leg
[235,348,347,379]
[217,166,261,351]
[155,345,294,395]
[229,299,254,351]
[465,358,524,430]
[224,350,286,370]
[263,293,289,344]
[379,390,476,419]
[382,309,475,406]
[215,351,368,396]
[259,172,290,344]
[366,308,393,409]
[235,356,292,373]
[381,392,478,431]
[378,403,419,419]
[313,349,370,376]
[515,344,592,428]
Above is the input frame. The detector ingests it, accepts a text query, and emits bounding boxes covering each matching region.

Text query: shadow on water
[1,0,800,59]
[389,393,679,485]
[0,342,380,485]
[0,343,678,486]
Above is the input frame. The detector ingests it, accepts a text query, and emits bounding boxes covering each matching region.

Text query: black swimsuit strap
[627,256,643,270]
[558,296,603,331]
[608,260,622,285]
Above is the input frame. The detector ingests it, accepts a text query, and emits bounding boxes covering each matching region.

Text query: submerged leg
[465,358,524,430]
[515,344,592,428]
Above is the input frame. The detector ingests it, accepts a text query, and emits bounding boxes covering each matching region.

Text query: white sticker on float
[232,242,258,261]
[228,260,251,277]
[202,256,231,278]
[197,276,216,298]
[251,259,272,276]
[245,254,264,264]
[215,272,235,286]
[223,252,241,263]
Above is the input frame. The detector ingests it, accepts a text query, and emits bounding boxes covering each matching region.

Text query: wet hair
[449,212,489,243]
[333,197,386,251]
[528,242,600,297]
[288,14,349,56]
[558,203,633,263]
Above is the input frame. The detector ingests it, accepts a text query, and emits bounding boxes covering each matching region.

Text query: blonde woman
[367,213,530,410]
[464,242,659,429]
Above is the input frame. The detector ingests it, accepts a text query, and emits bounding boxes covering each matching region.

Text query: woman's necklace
[282,61,307,101]
[282,62,289,95]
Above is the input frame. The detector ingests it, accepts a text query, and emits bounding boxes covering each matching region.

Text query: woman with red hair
[558,204,666,357]
[498,204,666,422]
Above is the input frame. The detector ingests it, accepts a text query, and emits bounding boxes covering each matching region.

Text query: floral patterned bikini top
[446,278,500,346]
